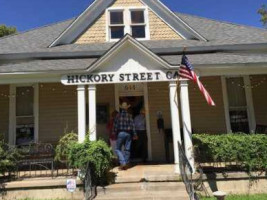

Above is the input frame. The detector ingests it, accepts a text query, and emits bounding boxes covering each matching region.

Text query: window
[108,8,149,41]
[109,11,125,39]
[130,10,146,38]
[226,77,249,133]
[16,87,35,145]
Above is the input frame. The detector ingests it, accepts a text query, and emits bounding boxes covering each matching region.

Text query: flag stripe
[180,55,216,106]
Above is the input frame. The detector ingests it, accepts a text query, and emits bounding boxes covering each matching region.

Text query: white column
[77,85,86,143]
[180,80,195,173]
[169,82,182,174]
[88,85,97,141]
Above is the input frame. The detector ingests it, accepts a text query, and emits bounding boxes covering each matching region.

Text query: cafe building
[0,0,267,172]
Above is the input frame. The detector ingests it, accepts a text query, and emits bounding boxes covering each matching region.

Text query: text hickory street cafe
[62,70,180,85]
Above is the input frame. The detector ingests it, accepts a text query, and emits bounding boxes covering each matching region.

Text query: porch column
[88,85,97,141]
[180,80,195,173]
[77,85,86,143]
[169,82,182,174]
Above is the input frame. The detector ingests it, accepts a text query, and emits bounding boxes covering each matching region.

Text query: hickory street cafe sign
[61,70,180,85]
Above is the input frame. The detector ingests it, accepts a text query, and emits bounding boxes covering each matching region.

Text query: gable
[89,34,175,73]
[75,0,182,44]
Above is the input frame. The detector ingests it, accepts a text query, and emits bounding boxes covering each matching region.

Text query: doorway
[115,83,152,161]
[119,96,146,160]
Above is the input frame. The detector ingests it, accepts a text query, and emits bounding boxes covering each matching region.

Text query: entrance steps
[94,164,189,200]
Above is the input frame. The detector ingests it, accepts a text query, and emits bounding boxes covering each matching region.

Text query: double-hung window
[108,8,149,41]
[226,77,250,133]
[130,10,146,38]
[109,10,125,39]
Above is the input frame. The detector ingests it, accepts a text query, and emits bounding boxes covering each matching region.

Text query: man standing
[113,102,138,170]
[134,108,148,163]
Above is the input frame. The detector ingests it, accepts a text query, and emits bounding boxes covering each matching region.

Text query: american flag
[179,55,216,106]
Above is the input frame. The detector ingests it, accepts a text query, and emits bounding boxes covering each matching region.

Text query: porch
[0,74,266,166]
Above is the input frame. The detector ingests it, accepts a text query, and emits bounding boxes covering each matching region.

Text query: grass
[201,194,267,200]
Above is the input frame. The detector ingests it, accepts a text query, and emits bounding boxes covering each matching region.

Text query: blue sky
[0,0,266,31]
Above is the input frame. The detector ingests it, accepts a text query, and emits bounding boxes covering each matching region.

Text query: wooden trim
[221,76,231,133]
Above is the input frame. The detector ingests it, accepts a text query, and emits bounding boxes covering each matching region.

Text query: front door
[115,83,152,161]
[119,96,145,161]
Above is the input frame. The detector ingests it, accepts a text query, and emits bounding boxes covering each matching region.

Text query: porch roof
[1,53,267,73]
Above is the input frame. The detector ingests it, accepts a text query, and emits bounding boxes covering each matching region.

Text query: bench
[17,143,55,177]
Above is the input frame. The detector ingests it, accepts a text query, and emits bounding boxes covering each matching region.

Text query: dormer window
[107,7,149,41]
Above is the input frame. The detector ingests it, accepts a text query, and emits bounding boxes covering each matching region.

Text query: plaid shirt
[113,110,136,136]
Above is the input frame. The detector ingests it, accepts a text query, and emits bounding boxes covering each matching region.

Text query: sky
[0,0,266,32]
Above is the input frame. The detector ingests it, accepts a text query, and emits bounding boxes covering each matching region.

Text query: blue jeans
[115,132,132,165]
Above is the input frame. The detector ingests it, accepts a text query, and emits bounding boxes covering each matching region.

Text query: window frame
[106,7,150,42]
[221,76,256,134]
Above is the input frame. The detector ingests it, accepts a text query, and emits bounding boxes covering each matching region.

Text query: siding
[0,85,9,141]
[96,84,115,141]
[75,0,181,44]
[189,76,227,133]
[148,82,171,161]
[147,78,226,160]
[39,83,77,143]
[251,75,267,126]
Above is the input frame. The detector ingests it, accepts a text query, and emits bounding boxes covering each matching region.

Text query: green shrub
[67,138,114,185]
[0,135,21,175]
[55,133,114,185]
[55,132,78,162]
[193,134,267,172]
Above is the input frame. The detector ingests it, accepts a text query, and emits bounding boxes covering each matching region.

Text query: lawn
[201,194,267,200]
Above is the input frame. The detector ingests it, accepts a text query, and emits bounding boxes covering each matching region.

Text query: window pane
[229,110,249,133]
[16,87,34,116]
[111,26,124,39]
[131,11,144,24]
[132,26,146,38]
[226,77,247,107]
[110,11,124,24]
[226,77,249,133]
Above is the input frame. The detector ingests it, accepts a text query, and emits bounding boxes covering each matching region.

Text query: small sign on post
[66,179,77,193]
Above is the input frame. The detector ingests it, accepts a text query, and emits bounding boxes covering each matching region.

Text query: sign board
[61,70,180,85]
[66,179,76,193]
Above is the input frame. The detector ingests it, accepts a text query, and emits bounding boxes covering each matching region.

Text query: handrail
[178,142,199,200]
[84,162,93,200]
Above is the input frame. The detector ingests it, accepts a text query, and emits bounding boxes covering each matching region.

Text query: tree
[258,4,267,27]
[0,25,17,38]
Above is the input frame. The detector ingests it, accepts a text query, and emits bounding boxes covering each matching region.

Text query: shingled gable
[49,0,207,47]
[87,34,177,72]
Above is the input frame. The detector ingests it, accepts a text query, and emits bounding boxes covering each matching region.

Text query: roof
[0,11,266,73]
[2,53,267,73]
[49,0,207,47]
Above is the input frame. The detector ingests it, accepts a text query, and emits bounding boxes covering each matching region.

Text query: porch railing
[178,142,199,200]
[84,162,94,200]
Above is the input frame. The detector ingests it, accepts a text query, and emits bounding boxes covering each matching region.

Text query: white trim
[244,76,256,133]
[221,76,231,133]
[9,84,39,145]
[180,80,194,173]
[77,85,86,143]
[34,83,39,143]
[106,6,150,42]
[89,35,175,72]
[88,85,97,141]
[144,83,152,161]
[9,85,16,145]
[169,81,181,174]
[222,76,256,134]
